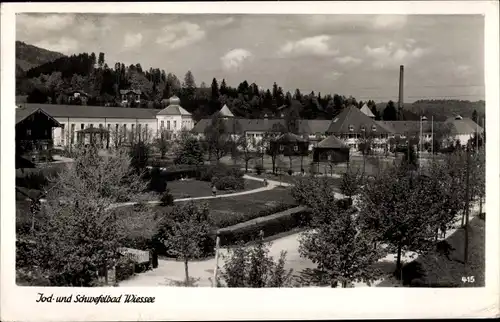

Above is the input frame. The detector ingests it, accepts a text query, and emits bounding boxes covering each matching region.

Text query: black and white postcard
[1,1,499,321]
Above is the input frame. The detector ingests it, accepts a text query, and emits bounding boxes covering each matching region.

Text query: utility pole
[213,233,220,287]
[431,116,434,161]
[464,144,471,264]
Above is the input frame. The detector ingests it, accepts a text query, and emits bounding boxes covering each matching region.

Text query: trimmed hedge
[216,206,312,247]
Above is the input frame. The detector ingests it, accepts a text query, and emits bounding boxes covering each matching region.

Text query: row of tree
[18,51,404,121]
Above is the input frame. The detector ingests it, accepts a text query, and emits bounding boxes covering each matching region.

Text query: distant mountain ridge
[16,41,65,73]
[376,100,485,122]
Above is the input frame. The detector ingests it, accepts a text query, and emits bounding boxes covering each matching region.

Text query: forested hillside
[15,43,486,122]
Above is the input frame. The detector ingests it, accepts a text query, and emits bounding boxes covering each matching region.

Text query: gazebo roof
[274,132,308,143]
[316,135,348,149]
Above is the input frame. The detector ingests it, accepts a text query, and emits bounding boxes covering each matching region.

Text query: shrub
[254,163,264,175]
[211,176,244,191]
[115,256,136,282]
[479,212,485,221]
[212,202,296,229]
[198,164,243,182]
[160,190,174,206]
[148,167,167,193]
[287,169,293,176]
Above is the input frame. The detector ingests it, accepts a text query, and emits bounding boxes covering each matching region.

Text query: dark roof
[274,132,308,143]
[120,89,141,95]
[16,106,62,127]
[192,118,332,135]
[157,105,191,116]
[23,104,161,119]
[376,120,447,135]
[327,105,390,134]
[444,117,483,135]
[316,135,347,149]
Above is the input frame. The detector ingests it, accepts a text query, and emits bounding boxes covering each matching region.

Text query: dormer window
[360,125,366,132]
[371,125,377,132]
[348,125,354,132]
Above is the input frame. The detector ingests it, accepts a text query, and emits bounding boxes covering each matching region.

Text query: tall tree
[220,79,228,96]
[24,146,150,286]
[174,136,204,165]
[157,201,212,286]
[97,52,105,68]
[211,78,220,100]
[383,100,398,121]
[183,70,197,98]
[204,114,231,163]
[471,109,478,124]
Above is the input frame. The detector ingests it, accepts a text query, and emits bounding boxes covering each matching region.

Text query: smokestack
[398,65,404,110]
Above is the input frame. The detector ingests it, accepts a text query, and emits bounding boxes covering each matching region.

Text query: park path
[107,174,292,210]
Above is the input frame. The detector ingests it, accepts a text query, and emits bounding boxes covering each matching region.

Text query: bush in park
[254,163,264,175]
[211,176,244,191]
[148,167,167,193]
[129,141,150,175]
[160,190,174,206]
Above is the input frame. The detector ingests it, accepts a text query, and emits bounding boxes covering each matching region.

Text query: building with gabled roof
[16,96,193,149]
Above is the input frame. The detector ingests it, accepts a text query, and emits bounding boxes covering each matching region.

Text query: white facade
[51,96,194,148]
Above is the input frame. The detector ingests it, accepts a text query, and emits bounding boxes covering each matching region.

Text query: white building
[19,96,193,148]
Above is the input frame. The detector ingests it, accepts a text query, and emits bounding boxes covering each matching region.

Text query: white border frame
[2,2,499,320]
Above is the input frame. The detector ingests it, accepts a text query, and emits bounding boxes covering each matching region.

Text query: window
[81,124,85,130]
[61,124,65,144]
[372,125,377,132]
[115,124,119,132]
[174,120,177,129]
[99,124,103,129]
[280,145,284,151]
[293,145,298,152]
[136,95,140,101]
[360,125,366,132]
[90,124,94,128]
[107,124,111,131]
[26,129,31,136]
[161,121,164,129]
[167,121,171,130]
[348,125,354,132]
[131,124,135,132]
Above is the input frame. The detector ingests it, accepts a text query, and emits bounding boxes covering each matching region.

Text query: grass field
[167,178,263,199]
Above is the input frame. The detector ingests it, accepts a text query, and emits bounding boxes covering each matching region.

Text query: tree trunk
[342,281,348,288]
[479,196,483,216]
[363,153,366,174]
[435,228,439,242]
[245,159,249,173]
[289,156,292,170]
[184,259,189,286]
[395,243,403,281]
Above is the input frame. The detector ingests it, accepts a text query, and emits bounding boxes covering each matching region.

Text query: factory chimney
[398,65,404,120]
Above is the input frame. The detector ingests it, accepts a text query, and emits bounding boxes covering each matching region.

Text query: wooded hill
[15,42,485,123]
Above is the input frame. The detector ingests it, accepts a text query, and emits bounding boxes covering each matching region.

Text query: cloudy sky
[17,13,484,102]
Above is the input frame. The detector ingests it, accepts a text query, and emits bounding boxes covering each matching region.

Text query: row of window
[348,125,378,132]
[159,120,192,131]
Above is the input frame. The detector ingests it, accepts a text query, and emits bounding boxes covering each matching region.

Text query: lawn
[167,178,263,199]
[381,216,486,287]
[197,186,297,228]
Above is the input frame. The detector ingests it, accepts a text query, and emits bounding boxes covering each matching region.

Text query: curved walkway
[107,174,292,210]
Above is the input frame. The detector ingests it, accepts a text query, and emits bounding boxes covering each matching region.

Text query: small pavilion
[77,127,110,148]
[313,135,350,163]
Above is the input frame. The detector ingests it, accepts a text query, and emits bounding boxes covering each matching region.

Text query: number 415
[462,276,475,283]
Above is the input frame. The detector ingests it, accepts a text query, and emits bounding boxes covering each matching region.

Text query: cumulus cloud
[221,48,252,71]
[17,13,75,31]
[364,41,428,69]
[156,21,206,50]
[334,56,362,66]
[372,15,408,30]
[278,35,338,57]
[124,32,143,49]
[206,17,235,27]
[33,37,79,54]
